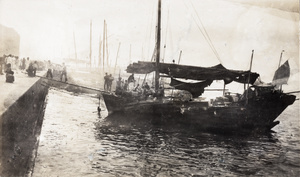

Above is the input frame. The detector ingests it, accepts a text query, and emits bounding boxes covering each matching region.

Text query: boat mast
[73,30,77,60]
[102,20,106,71]
[105,22,109,68]
[155,0,161,92]
[278,50,284,91]
[245,50,254,105]
[98,35,102,68]
[177,50,182,64]
[90,20,92,67]
[114,42,121,74]
[278,50,284,68]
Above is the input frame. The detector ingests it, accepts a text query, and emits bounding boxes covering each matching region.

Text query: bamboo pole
[245,50,254,105]
[114,43,121,74]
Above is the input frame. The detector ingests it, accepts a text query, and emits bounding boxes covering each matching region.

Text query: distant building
[0,24,20,56]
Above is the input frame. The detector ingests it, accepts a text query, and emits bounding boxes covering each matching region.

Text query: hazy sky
[0,0,299,82]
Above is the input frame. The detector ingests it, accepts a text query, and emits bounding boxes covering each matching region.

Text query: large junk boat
[101,0,296,132]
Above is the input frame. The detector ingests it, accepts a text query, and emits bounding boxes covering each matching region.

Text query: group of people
[104,73,114,91]
[46,60,67,82]
[114,73,165,100]
[0,54,68,83]
[0,54,33,83]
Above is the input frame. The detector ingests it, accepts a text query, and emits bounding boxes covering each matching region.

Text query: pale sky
[0,0,299,82]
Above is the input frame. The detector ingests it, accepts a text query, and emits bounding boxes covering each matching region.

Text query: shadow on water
[91,112,297,176]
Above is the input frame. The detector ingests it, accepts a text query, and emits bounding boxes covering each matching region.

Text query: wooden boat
[100,0,297,132]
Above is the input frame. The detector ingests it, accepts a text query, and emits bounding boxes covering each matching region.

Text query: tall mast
[278,50,284,91]
[278,50,284,68]
[114,42,121,74]
[73,30,77,60]
[102,20,106,70]
[98,35,102,68]
[155,0,161,92]
[245,50,254,105]
[106,22,109,68]
[89,20,92,67]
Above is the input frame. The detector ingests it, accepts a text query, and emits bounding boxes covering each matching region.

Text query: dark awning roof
[126,61,259,85]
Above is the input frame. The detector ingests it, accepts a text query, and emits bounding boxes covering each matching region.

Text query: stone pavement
[0,71,45,114]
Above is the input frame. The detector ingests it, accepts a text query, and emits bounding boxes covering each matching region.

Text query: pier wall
[0,78,48,176]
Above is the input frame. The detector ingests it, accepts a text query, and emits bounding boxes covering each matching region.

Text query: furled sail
[272,60,290,85]
[126,61,259,85]
[170,78,213,98]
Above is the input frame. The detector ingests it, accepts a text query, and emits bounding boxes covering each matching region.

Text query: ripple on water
[34,89,300,177]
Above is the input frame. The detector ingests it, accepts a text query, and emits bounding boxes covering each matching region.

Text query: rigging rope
[182,0,223,64]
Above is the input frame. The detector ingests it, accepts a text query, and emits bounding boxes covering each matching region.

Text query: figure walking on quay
[46,60,53,79]
[60,63,67,82]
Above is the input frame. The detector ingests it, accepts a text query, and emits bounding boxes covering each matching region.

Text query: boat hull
[103,92,296,133]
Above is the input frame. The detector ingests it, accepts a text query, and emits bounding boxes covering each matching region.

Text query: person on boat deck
[157,86,165,99]
[134,84,140,91]
[144,82,150,90]
[46,60,53,79]
[115,77,123,95]
[104,73,109,91]
[60,62,67,82]
[107,74,114,91]
[123,80,128,91]
[0,55,5,75]
[128,73,135,83]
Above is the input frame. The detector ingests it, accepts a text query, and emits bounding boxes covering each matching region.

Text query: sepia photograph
[0,0,299,176]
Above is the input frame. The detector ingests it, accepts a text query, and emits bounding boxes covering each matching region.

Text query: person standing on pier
[25,57,30,70]
[60,62,67,82]
[26,61,37,77]
[21,58,26,70]
[5,63,14,83]
[32,61,38,76]
[15,56,20,73]
[46,60,53,79]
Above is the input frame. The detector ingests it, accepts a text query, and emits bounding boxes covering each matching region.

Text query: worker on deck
[123,80,128,91]
[107,74,114,92]
[104,73,109,91]
[144,82,150,90]
[115,77,123,95]
[157,86,165,99]
[128,73,135,83]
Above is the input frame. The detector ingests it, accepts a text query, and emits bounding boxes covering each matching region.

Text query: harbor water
[33,88,300,176]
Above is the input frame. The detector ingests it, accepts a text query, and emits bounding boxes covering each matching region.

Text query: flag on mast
[272,60,290,86]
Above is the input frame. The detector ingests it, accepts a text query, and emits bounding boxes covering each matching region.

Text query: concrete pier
[0,71,48,176]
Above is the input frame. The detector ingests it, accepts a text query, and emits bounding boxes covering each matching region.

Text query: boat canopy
[126,61,259,85]
[170,78,213,98]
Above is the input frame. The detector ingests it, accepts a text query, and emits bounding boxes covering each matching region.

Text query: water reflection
[34,89,300,177]
[94,112,299,176]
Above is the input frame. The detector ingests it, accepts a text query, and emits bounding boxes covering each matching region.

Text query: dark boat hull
[102,91,296,133]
